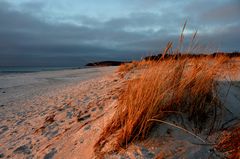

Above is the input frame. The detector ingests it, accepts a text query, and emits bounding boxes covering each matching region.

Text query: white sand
[0,66,122,159]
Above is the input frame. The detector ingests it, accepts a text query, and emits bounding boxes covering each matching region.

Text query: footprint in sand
[0,125,9,135]
[77,111,91,122]
[13,145,31,155]
[66,111,73,119]
[43,148,57,159]
[77,114,91,122]
[91,107,97,112]
[84,125,91,131]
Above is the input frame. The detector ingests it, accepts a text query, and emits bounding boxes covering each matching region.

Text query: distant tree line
[86,52,240,66]
[144,51,240,61]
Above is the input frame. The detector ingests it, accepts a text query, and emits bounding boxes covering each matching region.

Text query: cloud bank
[0,0,239,66]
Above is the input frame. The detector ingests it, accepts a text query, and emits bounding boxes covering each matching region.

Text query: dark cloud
[199,0,240,24]
[198,24,240,51]
[0,0,239,66]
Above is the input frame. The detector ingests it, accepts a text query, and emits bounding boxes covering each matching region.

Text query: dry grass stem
[148,119,207,143]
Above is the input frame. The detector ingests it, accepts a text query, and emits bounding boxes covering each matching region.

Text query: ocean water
[0,66,81,75]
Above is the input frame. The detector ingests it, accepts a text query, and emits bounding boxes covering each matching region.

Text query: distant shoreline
[1,52,239,75]
[85,61,130,67]
[0,66,84,75]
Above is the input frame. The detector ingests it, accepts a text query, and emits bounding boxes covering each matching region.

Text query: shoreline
[0,66,90,76]
[0,66,117,108]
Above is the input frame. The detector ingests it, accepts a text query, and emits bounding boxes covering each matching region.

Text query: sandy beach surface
[0,64,239,159]
[0,66,123,159]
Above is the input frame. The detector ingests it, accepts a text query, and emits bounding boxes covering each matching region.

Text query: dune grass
[94,55,235,155]
[94,22,239,156]
[117,60,152,76]
[216,126,240,158]
[117,61,138,74]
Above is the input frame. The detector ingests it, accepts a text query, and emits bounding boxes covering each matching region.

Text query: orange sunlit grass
[94,22,240,157]
[94,55,237,155]
[216,126,240,158]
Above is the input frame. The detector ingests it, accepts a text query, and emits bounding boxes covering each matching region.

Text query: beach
[0,66,121,159]
[0,62,239,159]
[1,0,240,158]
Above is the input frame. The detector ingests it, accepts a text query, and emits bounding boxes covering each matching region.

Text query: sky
[0,0,240,66]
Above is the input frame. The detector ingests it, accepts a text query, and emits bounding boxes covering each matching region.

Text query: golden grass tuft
[117,60,153,74]
[216,126,240,159]
[94,56,235,155]
[117,61,138,73]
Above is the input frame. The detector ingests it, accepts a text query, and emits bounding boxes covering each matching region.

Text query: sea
[0,66,82,75]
